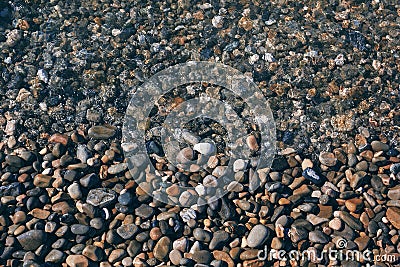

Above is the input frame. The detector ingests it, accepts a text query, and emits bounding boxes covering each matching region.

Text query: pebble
[88,125,116,139]
[67,183,82,200]
[17,230,46,251]
[309,230,330,244]
[302,168,325,185]
[117,224,138,239]
[345,198,363,212]
[193,228,212,242]
[154,236,171,261]
[86,188,117,207]
[388,186,400,200]
[82,245,103,261]
[66,255,88,267]
[371,141,389,152]
[135,204,154,219]
[194,143,216,155]
[247,224,269,248]
[45,249,65,263]
[319,152,337,166]
[209,230,229,250]
[386,207,400,229]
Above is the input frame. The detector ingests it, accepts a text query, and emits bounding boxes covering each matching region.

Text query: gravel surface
[0,0,399,266]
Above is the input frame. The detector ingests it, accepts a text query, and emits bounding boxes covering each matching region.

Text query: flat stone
[49,133,69,146]
[71,224,90,235]
[67,183,82,200]
[345,198,363,212]
[169,249,182,265]
[17,230,46,251]
[309,230,330,244]
[66,255,88,267]
[88,125,116,139]
[239,249,259,260]
[247,224,269,248]
[135,204,154,219]
[319,152,337,167]
[194,142,216,155]
[388,186,400,200]
[127,240,141,257]
[386,207,400,229]
[45,249,65,263]
[371,141,389,152]
[154,236,171,261]
[193,228,212,242]
[108,163,128,175]
[117,224,138,239]
[86,188,116,207]
[83,245,103,261]
[108,249,126,263]
[209,230,229,250]
[339,211,364,231]
[33,174,53,188]
[192,250,213,264]
[5,155,24,167]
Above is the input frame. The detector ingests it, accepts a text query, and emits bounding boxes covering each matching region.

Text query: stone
[193,228,212,242]
[5,155,24,167]
[239,249,259,260]
[127,240,141,257]
[33,174,53,188]
[246,135,259,150]
[135,204,154,219]
[88,125,116,139]
[45,249,65,263]
[194,142,216,155]
[108,249,126,263]
[67,183,82,200]
[49,133,69,146]
[247,224,269,248]
[209,230,229,250]
[83,245,103,261]
[388,186,400,200]
[71,224,90,235]
[339,211,364,231]
[345,198,363,212]
[319,152,337,167]
[86,188,117,207]
[154,236,171,261]
[329,218,343,231]
[169,249,182,265]
[193,250,213,264]
[386,207,400,229]
[354,236,371,251]
[212,15,224,28]
[371,141,389,152]
[302,168,325,185]
[66,255,88,267]
[117,224,138,239]
[203,175,218,187]
[17,230,46,251]
[108,163,128,175]
[309,230,330,244]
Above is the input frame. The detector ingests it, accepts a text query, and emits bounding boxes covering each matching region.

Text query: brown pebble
[246,135,259,151]
[49,133,69,146]
[150,227,162,241]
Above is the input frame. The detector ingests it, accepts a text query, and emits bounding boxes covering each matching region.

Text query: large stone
[247,224,269,248]
[17,230,46,250]
[88,125,116,139]
[154,236,171,261]
[66,255,88,267]
[86,188,116,207]
[386,207,400,229]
